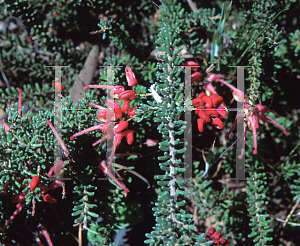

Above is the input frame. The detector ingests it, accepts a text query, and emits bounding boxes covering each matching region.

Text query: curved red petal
[211,96,224,108]
[216,107,227,119]
[202,95,213,108]
[43,194,57,204]
[125,66,138,86]
[197,118,206,132]
[211,118,224,129]
[197,92,206,99]
[191,72,202,81]
[198,110,211,123]
[30,176,41,192]
[124,130,134,145]
[119,90,136,100]
[192,98,204,107]
[121,100,130,113]
[114,120,128,133]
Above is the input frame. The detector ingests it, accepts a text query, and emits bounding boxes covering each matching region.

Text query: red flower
[0,121,10,133]
[43,194,57,204]
[182,61,199,72]
[122,100,130,113]
[128,107,137,117]
[124,130,134,145]
[98,160,129,197]
[30,176,41,192]
[193,94,227,132]
[205,227,230,246]
[125,66,138,86]
[18,89,22,116]
[191,71,202,81]
[119,90,136,100]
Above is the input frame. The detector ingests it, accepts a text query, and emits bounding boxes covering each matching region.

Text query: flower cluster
[183,60,288,155]
[192,92,227,132]
[70,67,138,196]
[205,227,230,246]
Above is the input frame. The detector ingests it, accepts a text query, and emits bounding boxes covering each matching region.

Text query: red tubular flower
[125,66,138,86]
[42,180,64,194]
[210,94,224,108]
[46,121,69,158]
[114,132,125,151]
[98,160,129,197]
[211,118,224,129]
[197,109,211,122]
[18,89,22,116]
[210,231,221,240]
[182,61,199,72]
[216,107,227,119]
[124,130,134,145]
[114,120,128,133]
[128,107,137,117]
[106,100,123,119]
[97,110,107,122]
[30,176,41,192]
[0,121,10,133]
[13,192,28,203]
[218,237,227,244]
[119,90,136,100]
[194,93,226,132]
[122,100,130,113]
[192,98,205,107]
[110,85,125,98]
[48,160,65,178]
[205,227,230,246]
[226,102,287,156]
[202,95,213,108]
[191,72,202,81]
[208,227,216,235]
[43,194,57,204]
[53,82,63,91]
[197,118,206,132]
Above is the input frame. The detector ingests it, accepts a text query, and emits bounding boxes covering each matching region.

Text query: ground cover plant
[0,0,300,245]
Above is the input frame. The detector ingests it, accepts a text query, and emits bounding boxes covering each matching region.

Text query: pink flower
[144,139,159,147]
[182,61,200,72]
[226,102,288,156]
[98,160,129,197]
[0,121,10,133]
[48,160,66,178]
[207,73,244,102]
